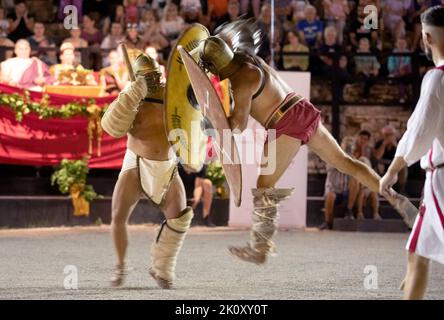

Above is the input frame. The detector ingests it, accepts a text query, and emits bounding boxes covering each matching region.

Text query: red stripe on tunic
[409,205,426,253]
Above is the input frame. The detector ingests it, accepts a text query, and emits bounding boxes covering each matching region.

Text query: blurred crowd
[0,0,441,93]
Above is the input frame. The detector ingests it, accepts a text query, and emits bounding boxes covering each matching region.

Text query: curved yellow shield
[164,24,210,172]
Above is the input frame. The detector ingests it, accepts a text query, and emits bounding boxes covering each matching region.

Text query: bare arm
[228,68,260,132]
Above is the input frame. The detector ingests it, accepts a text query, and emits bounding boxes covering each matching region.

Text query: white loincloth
[406,166,444,264]
[119,149,177,206]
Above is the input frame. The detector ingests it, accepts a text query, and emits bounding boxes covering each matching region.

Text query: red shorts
[265,94,321,145]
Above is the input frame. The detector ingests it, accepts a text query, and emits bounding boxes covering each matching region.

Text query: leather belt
[265,94,304,129]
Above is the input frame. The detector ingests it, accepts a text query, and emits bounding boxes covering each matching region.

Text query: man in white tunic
[380,5,444,300]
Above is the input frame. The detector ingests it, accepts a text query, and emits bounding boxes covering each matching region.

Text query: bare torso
[230,56,294,127]
[127,88,172,160]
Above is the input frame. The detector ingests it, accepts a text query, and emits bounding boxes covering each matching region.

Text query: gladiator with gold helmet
[101,47,193,289]
[191,19,418,265]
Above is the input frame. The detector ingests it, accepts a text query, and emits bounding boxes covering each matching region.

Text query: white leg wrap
[249,188,294,254]
[150,207,193,283]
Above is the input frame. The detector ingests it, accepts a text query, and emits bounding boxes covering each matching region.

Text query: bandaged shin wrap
[101,76,148,138]
[150,207,193,282]
[249,188,294,254]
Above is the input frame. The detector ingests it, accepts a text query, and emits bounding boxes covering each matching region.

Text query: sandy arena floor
[0,225,443,300]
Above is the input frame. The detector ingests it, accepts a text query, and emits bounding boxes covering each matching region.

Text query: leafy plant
[51,158,101,202]
[205,162,226,188]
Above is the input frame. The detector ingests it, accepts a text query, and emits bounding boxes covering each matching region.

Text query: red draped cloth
[0,83,127,169]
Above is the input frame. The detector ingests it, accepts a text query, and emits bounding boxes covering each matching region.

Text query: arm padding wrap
[101,76,148,138]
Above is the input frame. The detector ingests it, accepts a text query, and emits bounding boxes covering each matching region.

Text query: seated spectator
[297,5,323,49]
[345,130,374,219]
[102,4,125,36]
[319,26,342,69]
[124,0,139,24]
[282,30,309,71]
[0,34,14,60]
[99,49,128,95]
[411,0,429,50]
[141,10,169,51]
[0,6,10,37]
[0,39,52,91]
[354,38,380,98]
[160,3,184,41]
[214,0,240,28]
[124,23,145,50]
[38,39,58,66]
[101,22,125,51]
[49,42,94,85]
[292,0,307,25]
[191,165,216,227]
[383,0,411,40]
[323,0,349,44]
[63,27,88,66]
[274,0,293,26]
[208,0,229,21]
[387,37,412,77]
[257,3,283,62]
[318,137,355,230]
[356,156,381,220]
[7,1,33,42]
[65,27,88,49]
[81,14,103,47]
[319,164,349,230]
[27,22,55,57]
[349,13,379,50]
[137,0,150,21]
[240,0,261,18]
[182,3,202,25]
[145,44,166,82]
[373,125,407,194]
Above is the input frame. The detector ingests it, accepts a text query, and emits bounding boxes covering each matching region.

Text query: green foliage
[205,162,226,188]
[51,158,101,202]
[0,91,102,122]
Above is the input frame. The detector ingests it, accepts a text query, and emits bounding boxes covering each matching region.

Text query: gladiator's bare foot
[228,244,267,265]
[149,268,173,289]
[110,265,127,287]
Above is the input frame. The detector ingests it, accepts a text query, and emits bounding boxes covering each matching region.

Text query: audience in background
[0,0,438,104]
[81,14,103,47]
[282,30,309,71]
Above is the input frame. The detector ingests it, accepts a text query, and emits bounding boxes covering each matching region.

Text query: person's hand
[34,76,45,86]
[380,171,398,199]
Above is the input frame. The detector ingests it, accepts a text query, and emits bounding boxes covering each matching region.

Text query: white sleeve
[395,69,443,166]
